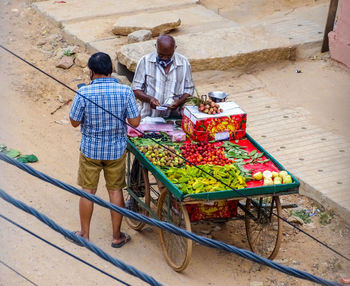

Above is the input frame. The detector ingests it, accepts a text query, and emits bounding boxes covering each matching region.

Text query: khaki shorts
[77,151,126,190]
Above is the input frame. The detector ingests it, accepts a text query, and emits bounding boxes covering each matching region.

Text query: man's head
[156,35,176,67]
[88,52,113,79]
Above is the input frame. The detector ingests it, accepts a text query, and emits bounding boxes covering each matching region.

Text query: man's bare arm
[70,118,81,128]
[127,115,141,128]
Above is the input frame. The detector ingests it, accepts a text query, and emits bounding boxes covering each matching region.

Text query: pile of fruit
[198,99,223,115]
[253,170,293,185]
[187,94,223,115]
[166,164,246,194]
[138,145,184,168]
[180,142,233,166]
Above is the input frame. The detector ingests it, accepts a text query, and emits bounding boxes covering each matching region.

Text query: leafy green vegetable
[5,149,20,158]
[17,154,38,163]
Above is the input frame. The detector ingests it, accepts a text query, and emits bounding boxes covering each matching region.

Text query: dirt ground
[0,1,350,286]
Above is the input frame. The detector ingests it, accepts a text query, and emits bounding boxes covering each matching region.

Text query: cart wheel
[157,190,192,272]
[126,167,150,231]
[245,196,282,260]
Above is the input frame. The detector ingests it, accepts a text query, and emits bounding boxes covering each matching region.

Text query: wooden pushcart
[124,133,299,272]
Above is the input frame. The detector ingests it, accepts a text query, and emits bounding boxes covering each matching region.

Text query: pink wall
[329,0,350,69]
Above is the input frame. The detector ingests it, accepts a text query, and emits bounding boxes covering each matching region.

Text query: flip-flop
[111,232,131,248]
[65,231,85,247]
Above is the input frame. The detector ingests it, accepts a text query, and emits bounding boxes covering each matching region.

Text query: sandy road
[0,1,349,286]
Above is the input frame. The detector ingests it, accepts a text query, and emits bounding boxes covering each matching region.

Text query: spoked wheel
[245,196,282,260]
[157,190,192,272]
[125,167,150,230]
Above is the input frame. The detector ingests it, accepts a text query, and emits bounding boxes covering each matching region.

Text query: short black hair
[88,52,113,76]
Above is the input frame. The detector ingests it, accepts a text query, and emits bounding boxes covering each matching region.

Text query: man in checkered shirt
[69,52,140,248]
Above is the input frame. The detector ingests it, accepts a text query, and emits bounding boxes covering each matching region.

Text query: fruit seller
[131,34,195,119]
[69,52,141,248]
[126,35,195,210]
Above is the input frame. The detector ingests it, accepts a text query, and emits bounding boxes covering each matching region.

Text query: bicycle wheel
[157,190,192,272]
[245,196,282,260]
[125,167,150,230]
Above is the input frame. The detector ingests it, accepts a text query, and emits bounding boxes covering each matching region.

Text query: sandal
[111,232,131,248]
[65,231,85,247]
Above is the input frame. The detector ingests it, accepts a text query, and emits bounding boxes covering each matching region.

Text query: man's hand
[169,93,190,110]
[169,100,180,110]
[150,97,160,109]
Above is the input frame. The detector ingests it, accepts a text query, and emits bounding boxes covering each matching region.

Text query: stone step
[62,5,237,62]
[62,5,236,52]
[33,0,198,23]
[117,25,293,72]
[117,4,328,71]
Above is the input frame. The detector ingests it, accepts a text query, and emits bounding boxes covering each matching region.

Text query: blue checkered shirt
[70,78,139,160]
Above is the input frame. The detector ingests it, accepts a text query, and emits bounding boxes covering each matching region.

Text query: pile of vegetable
[220,141,270,164]
[165,164,247,194]
[130,132,170,145]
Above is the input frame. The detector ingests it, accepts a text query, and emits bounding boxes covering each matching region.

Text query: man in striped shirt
[132,34,195,119]
[126,35,194,211]
[69,52,140,248]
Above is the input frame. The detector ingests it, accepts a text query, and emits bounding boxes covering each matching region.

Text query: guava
[283,175,292,184]
[264,178,273,186]
[279,171,288,178]
[274,177,282,184]
[263,170,272,179]
[272,171,279,178]
[253,172,263,180]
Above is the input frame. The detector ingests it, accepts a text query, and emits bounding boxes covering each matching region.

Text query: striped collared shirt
[70,78,139,160]
[131,51,194,119]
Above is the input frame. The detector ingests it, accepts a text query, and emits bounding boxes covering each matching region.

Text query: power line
[0,169,342,286]
[0,260,39,286]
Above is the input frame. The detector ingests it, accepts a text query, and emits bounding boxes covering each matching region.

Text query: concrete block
[127,30,152,44]
[112,14,181,36]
